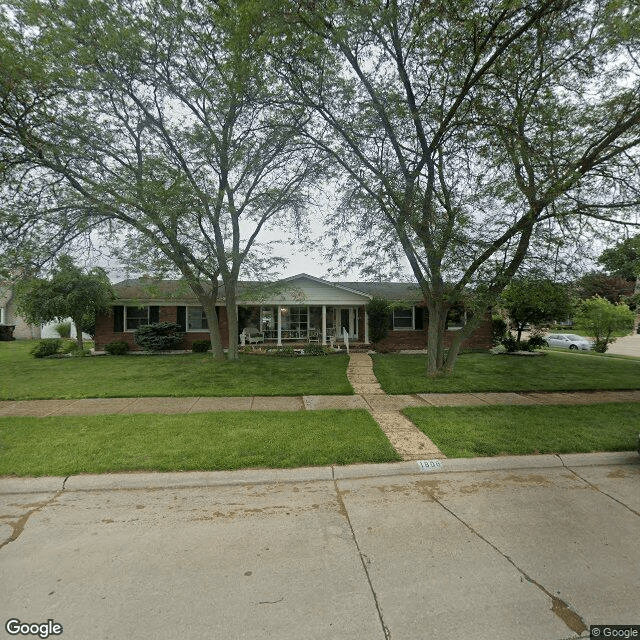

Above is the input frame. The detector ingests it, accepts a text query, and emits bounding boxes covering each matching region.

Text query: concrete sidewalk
[2,389,640,417]
[1,452,638,640]
[3,350,640,462]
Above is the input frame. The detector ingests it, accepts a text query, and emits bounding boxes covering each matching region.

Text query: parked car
[543,333,594,351]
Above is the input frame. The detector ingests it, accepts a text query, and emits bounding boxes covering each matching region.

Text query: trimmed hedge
[105,340,130,355]
[191,339,211,353]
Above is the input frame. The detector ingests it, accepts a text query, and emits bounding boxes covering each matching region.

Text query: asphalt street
[1,453,639,640]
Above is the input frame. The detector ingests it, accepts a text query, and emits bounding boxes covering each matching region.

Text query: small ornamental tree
[500,277,573,341]
[15,255,114,351]
[574,297,634,353]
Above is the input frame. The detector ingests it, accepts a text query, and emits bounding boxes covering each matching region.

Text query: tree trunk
[73,318,84,351]
[634,277,640,333]
[426,300,448,376]
[225,286,239,361]
[442,314,483,374]
[202,301,225,360]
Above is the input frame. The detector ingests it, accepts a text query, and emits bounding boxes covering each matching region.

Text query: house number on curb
[417,459,442,471]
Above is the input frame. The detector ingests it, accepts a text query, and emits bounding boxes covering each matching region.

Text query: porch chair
[308,329,320,344]
[242,327,264,345]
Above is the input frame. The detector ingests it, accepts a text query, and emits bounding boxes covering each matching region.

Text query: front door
[338,308,358,340]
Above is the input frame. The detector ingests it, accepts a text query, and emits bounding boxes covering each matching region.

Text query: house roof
[112,274,425,305]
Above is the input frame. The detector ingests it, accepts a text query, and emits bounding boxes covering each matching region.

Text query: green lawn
[404,403,640,458]
[0,341,352,400]
[0,409,401,476]
[373,351,640,394]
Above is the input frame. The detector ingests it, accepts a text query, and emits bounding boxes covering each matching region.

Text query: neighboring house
[94,273,492,352]
[0,282,41,340]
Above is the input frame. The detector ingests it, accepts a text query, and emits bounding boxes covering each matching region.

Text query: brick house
[94,273,492,352]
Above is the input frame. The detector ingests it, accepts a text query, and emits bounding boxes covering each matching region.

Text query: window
[125,306,150,331]
[187,306,208,331]
[393,307,414,330]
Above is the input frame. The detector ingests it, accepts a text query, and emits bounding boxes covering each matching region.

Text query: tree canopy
[0,0,321,359]
[500,276,573,341]
[598,235,640,282]
[15,255,114,350]
[266,0,640,373]
[575,296,634,352]
[2,0,640,373]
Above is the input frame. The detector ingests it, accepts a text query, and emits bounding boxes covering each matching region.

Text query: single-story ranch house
[94,273,492,352]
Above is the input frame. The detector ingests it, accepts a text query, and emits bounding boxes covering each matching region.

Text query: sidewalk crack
[422,486,587,636]
[333,479,391,640]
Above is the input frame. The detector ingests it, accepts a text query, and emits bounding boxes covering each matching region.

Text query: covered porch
[238,304,368,346]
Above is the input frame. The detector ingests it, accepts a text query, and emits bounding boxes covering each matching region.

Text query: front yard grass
[373,351,640,394]
[404,403,640,458]
[0,341,352,400]
[0,409,401,476]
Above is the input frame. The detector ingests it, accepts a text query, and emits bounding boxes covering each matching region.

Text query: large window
[393,307,414,330]
[125,306,150,331]
[187,306,208,331]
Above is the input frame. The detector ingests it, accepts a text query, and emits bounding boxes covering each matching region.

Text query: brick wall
[373,317,492,352]
[94,305,230,351]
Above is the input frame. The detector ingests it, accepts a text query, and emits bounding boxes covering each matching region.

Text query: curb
[1,451,637,494]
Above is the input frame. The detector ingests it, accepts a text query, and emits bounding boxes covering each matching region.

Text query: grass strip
[373,351,640,394]
[404,403,640,458]
[0,341,352,400]
[0,410,401,477]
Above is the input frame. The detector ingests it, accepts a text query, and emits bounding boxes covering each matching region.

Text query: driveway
[1,454,638,640]
[606,331,640,357]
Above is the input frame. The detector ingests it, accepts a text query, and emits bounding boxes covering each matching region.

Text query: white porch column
[364,308,369,344]
[322,305,327,345]
[277,306,282,346]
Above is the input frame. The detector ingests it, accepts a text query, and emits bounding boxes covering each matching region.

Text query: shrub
[575,296,634,353]
[303,343,332,356]
[491,316,508,346]
[593,339,609,353]
[54,321,72,338]
[191,339,211,353]
[105,340,130,355]
[501,333,519,352]
[269,346,295,357]
[367,297,392,343]
[63,343,91,357]
[134,322,184,352]
[30,338,62,358]
[527,334,546,350]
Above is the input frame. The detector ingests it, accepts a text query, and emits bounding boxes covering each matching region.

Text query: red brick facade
[373,319,492,352]
[94,306,230,351]
[95,303,492,352]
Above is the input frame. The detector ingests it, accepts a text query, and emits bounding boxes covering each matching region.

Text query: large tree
[268,0,640,374]
[0,0,319,359]
[15,255,114,350]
